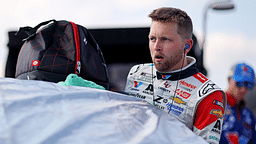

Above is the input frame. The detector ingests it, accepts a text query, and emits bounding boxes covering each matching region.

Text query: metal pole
[200,0,234,75]
[200,4,210,75]
[202,5,210,51]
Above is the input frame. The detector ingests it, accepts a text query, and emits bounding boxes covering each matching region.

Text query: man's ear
[228,77,232,83]
[184,39,193,54]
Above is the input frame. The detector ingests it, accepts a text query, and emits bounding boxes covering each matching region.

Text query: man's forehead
[149,21,179,36]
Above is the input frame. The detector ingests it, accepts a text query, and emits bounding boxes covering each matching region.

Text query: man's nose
[154,40,162,51]
[239,86,248,92]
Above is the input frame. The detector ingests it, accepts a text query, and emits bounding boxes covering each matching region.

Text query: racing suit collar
[156,56,199,81]
[226,92,246,108]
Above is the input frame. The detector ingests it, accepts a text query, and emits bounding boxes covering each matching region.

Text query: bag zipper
[70,21,81,75]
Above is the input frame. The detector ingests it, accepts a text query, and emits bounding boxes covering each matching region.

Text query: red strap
[70,21,81,74]
[194,91,224,130]
[226,92,237,107]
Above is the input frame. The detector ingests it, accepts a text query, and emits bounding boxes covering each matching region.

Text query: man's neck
[163,56,193,73]
[226,90,242,104]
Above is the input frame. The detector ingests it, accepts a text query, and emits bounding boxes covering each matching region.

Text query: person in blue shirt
[220,63,256,144]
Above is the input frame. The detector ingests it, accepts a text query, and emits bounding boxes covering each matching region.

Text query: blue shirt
[220,93,256,144]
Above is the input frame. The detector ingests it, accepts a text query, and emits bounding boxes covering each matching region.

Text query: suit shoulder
[128,63,153,74]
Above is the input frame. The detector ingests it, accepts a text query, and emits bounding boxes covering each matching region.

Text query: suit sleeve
[193,91,225,144]
[124,64,142,93]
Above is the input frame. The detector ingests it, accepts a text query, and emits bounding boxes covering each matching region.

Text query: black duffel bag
[15,20,109,89]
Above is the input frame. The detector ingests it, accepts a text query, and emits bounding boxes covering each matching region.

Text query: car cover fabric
[0,78,207,144]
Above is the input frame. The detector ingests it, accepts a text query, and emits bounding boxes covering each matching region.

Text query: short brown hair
[149,7,193,39]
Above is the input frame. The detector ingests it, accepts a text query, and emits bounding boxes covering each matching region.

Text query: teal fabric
[58,74,105,90]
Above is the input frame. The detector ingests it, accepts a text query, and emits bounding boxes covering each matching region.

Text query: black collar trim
[156,63,199,81]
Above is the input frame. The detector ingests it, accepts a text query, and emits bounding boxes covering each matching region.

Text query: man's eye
[164,38,170,41]
[149,37,156,41]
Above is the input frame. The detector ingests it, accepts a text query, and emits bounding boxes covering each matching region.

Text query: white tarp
[0,78,207,144]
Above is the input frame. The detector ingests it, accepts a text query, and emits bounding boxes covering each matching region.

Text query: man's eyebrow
[148,34,156,38]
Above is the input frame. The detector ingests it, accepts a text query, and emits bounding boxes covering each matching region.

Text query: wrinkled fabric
[0,78,207,144]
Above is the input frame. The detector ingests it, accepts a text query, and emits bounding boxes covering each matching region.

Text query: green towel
[57,74,105,90]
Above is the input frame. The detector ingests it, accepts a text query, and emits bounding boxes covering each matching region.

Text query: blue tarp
[0,78,207,144]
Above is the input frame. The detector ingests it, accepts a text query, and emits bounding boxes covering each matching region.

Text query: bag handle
[16,19,56,41]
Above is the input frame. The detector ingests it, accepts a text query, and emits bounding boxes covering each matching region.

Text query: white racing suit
[125,57,226,144]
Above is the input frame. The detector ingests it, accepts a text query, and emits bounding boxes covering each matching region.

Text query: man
[220,63,256,144]
[125,7,226,143]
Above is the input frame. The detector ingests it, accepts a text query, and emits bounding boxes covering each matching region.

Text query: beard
[152,49,183,72]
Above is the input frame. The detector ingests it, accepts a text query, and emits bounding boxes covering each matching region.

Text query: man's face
[148,21,185,72]
[228,79,248,102]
